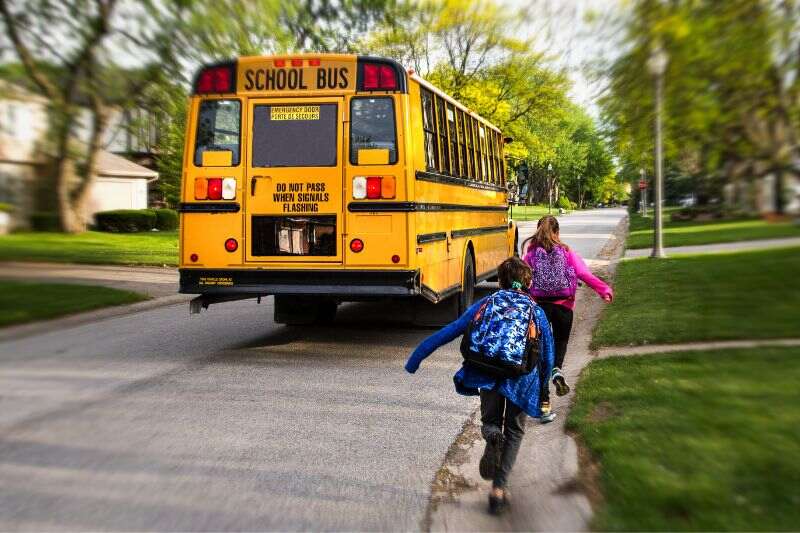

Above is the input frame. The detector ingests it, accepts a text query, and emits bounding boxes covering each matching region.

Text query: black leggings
[538,302,574,401]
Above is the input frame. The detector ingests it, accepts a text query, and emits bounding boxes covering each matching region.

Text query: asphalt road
[0,208,626,531]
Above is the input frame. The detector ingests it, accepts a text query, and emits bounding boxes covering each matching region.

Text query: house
[0,80,159,230]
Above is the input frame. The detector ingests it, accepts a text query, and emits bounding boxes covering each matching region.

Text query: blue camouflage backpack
[459,289,540,379]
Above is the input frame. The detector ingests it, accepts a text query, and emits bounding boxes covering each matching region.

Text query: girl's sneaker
[540,401,556,423]
[479,432,504,480]
[552,368,571,396]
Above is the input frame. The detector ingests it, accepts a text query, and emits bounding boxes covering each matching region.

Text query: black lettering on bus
[299,69,308,89]
[316,68,326,89]
[339,67,348,88]
[276,69,287,90]
[244,69,255,90]
[255,69,266,90]
[288,69,298,89]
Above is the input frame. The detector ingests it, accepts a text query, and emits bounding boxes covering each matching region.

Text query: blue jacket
[405,295,555,418]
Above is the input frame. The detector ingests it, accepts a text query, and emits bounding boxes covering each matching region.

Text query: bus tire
[513,230,520,257]
[458,249,475,316]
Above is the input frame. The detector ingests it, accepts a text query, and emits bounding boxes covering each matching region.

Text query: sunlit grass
[568,347,800,531]
[627,211,800,249]
[0,231,178,266]
[0,280,147,327]
[593,246,800,347]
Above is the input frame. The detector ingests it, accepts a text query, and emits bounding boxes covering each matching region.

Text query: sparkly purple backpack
[529,246,577,299]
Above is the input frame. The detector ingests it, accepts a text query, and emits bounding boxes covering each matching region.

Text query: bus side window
[420,90,438,171]
[350,97,398,165]
[456,109,468,180]
[471,118,481,181]
[435,95,450,175]
[194,99,241,167]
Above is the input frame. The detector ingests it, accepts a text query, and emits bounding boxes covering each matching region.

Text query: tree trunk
[774,169,785,214]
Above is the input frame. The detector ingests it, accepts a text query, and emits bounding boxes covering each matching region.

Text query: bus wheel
[514,230,520,257]
[274,296,337,325]
[458,250,475,316]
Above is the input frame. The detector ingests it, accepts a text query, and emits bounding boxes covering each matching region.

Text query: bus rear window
[252,104,337,167]
[350,97,397,165]
[194,99,241,166]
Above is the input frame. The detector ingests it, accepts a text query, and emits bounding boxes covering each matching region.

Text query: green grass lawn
[627,211,800,249]
[567,347,800,531]
[510,204,554,221]
[0,280,147,327]
[593,246,800,347]
[0,231,178,266]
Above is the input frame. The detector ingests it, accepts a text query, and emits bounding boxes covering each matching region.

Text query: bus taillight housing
[352,176,395,199]
[193,61,236,94]
[357,58,404,92]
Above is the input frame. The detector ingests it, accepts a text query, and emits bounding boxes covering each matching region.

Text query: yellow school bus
[179,54,516,323]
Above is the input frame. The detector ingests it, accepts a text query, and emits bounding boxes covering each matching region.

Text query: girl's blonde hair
[522,215,569,253]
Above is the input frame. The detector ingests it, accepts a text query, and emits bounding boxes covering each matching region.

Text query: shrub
[30,212,61,232]
[558,196,573,210]
[95,209,156,232]
[154,208,178,230]
[0,202,14,213]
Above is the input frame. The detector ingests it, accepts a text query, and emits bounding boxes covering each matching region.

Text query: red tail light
[274,59,286,67]
[366,176,382,199]
[190,253,199,263]
[362,62,398,90]
[380,65,397,89]
[224,238,238,252]
[309,58,321,66]
[291,58,303,67]
[350,239,364,253]
[207,178,223,200]
[391,254,400,264]
[194,64,235,94]
[363,64,379,90]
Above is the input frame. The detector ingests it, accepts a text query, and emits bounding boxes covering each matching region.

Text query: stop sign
[638,179,647,190]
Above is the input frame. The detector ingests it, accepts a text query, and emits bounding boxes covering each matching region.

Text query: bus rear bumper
[179,268,421,298]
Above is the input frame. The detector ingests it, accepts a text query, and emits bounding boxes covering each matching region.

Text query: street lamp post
[647,40,668,259]
[547,163,553,214]
[577,176,582,209]
[639,168,647,217]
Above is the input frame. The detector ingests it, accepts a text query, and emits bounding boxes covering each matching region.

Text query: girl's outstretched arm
[405,297,486,373]
[569,250,613,301]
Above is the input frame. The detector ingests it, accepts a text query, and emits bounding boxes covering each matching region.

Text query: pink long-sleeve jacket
[523,245,613,310]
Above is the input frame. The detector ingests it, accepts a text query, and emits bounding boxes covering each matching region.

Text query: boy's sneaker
[479,432,504,480]
[540,401,556,424]
[552,368,571,397]
[488,492,509,515]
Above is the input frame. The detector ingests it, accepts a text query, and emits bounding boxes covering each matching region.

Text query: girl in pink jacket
[521,215,613,421]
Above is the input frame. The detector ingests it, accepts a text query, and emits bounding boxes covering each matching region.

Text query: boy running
[405,257,554,515]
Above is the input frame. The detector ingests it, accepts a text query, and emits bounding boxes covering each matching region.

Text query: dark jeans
[480,389,527,489]
[537,302,574,402]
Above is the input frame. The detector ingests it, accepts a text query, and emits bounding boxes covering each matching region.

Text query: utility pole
[648,40,668,259]
[547,163,553,214]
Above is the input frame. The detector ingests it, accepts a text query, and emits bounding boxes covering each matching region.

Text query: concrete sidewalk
[624,236,800,259]
[428,215,628,531]
[0,261,178,297]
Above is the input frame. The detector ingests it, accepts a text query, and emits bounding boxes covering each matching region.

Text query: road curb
[0,293,193,343]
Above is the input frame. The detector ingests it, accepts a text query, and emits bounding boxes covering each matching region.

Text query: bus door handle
[250,175,271,196]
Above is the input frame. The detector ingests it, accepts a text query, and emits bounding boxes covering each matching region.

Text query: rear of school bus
[179,54,422,322]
